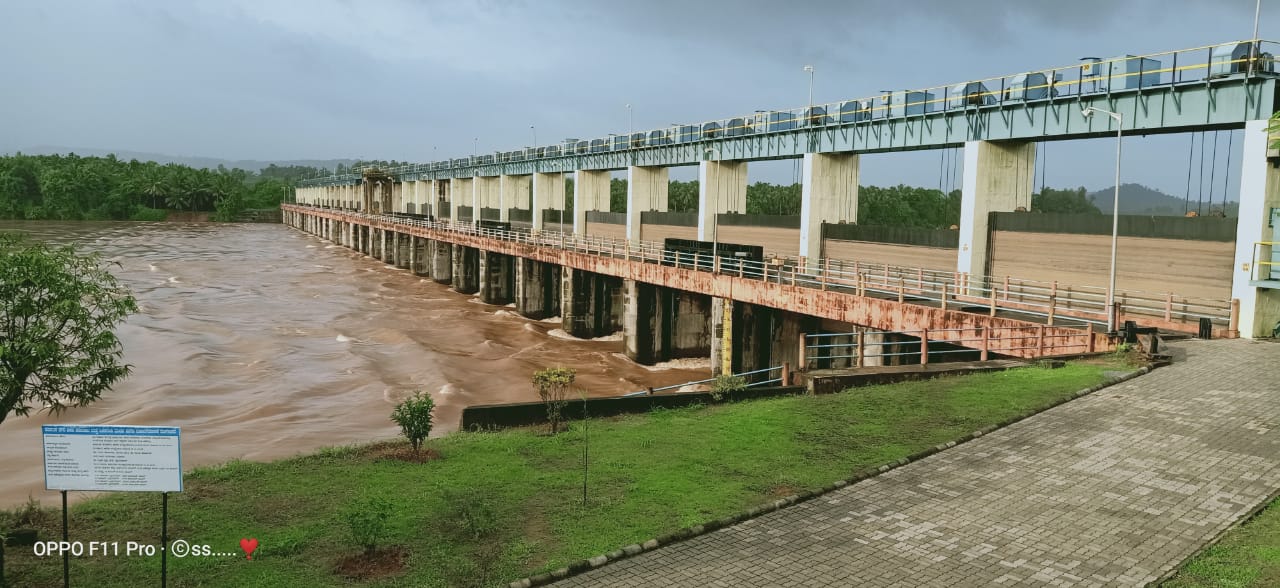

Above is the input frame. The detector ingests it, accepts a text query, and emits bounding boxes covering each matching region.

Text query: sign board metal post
[42,425,182,588]
[61,491,68,588]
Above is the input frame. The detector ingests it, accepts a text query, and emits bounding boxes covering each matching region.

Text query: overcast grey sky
[0,0,1270,197]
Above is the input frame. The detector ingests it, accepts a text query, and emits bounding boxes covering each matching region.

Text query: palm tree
[138,168,168,209]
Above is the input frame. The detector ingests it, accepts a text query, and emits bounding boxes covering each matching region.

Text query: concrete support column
[397,233,411,269]
[411,237,430,275]
[420,179,434,217]
[474,176,500,221]
[452,246,479,294]
[626,166,669,243]
[515,258,559,319]
[408,236,417,273]
[1232,118,1280,338]
[500,174,532,222]
[532,172,566,232]
[478,252,515,305]
[437,179,451,220]
[624,280,664,365]
[697,160,748,241]
[799,153,859,266]
[573,170,611,235]
[957,140,1036,289]
[561,268,621,338]
[392,182,403,213]
[453,178,471,222]
[710,297,733,376]
[430,240,453,284]
[733,302,775,378]
[380,230,390,263]
[624,282,712,365]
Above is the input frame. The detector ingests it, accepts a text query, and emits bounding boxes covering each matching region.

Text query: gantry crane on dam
[288,40,1280,376]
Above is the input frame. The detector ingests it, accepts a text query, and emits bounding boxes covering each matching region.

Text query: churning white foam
[548,329,622,342]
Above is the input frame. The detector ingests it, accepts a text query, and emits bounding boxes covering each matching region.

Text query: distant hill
[12,146,357,173]
[1088,183,1237,217]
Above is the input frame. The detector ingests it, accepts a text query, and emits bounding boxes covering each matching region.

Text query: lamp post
[1082,106,1123,332]
[530,125,536,150]
[803,65,815,121]
[626,104,633,138]
[1250,0,1262,76]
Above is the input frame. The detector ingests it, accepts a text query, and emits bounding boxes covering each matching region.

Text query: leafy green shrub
[129,206,167,221]
[343,496,393,554]
[710,374,747,401]
[390,391,435,454]
[440,489,498,540]
[1,496,49,533]
[532,367,576,434]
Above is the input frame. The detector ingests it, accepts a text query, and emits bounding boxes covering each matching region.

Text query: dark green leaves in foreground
[0,232,137,426]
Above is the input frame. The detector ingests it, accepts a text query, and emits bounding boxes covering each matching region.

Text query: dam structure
[288,40,1280,376]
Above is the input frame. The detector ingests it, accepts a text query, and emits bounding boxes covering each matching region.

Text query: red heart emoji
[240,538,259,560]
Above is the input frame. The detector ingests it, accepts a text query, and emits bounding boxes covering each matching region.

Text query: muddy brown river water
[0,221,709,507]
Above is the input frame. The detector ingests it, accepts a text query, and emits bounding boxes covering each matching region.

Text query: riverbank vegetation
[3,360,1122,587]
[2,152,1101,228]
[0,154,332,222]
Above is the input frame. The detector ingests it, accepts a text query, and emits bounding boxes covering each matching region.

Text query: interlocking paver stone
[551,340,1280,587]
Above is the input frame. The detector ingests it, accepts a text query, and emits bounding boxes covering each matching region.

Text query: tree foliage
[0,233,138,427]
[390,391,435,454]
[1032,187,1102,214]
[0,153,322,222]
[1269,111,1280,150]
[532,367,575,435]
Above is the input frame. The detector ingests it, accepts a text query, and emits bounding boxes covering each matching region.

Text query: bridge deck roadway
[553,339,1280,587]
[288,206,1112,358]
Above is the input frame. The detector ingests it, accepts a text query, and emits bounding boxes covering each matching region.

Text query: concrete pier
[958,141,1036,289]
[500,174,532,222]
[478,251,515,305]
[573,170,611,235]
[515,258,560,319]
[697,160,748,241]
[1231,119,1280,338]
[623,281,712,365]
[799,153,859,266]
[532,172,566,232]
[452,246,479,294]
[430,240,453,284]
[562,268,622,338]
[626,166,669,243]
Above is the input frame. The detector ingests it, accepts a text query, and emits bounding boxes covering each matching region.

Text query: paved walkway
[555,340,1280,587]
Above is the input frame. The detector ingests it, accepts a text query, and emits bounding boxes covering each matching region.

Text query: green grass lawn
[2,361,1124,588]
[1163,496,1280,587]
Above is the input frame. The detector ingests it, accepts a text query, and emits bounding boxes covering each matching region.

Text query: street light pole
[1250,0,1262,76]
[704,147,722,270]
[804,65,815,112]
[626,104,633,138]
[530,125,536,150]
[1083,106,1124,332]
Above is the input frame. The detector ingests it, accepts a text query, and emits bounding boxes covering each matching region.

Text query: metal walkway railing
[620,366,786,398]
[287,205,1235,337]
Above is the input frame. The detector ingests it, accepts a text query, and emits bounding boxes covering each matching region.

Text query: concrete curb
[508,364,1154,588]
